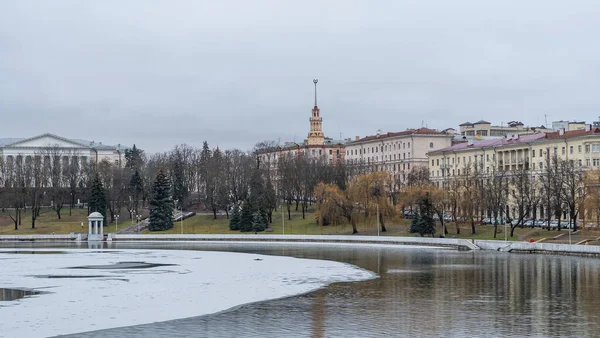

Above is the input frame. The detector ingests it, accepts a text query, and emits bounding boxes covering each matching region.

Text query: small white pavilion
[88,212,104,241]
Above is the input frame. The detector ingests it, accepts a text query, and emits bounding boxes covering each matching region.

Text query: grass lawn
[0,208,90,235]
[145,209,532,241]
[0,205,533,241]
[0,207,142,235]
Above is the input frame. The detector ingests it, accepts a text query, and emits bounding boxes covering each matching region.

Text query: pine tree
[239,201,254,232]
[252,208,268,233]
[88,174,107,225]
[129,170,144,212]
[149,170,174,231]
[410,194,436,237]
[124,144,144,171]
[229,204,241,230]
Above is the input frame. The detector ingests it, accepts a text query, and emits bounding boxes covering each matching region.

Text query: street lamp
[375,203,380,237]
[180,202,184,235]
[115,214,120,233]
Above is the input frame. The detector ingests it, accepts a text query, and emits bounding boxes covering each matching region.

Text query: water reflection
[3,242,599,337]
[0,288,39,302]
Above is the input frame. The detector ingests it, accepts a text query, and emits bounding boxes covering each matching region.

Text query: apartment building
[344,128,453,183]
[428,125,600,220]
[459,120,551,137]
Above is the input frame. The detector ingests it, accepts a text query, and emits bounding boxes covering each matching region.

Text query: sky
[1,1,600,153]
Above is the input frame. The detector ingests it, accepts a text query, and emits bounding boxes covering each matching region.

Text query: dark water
[0,288,40,302]
[3,242,600,337]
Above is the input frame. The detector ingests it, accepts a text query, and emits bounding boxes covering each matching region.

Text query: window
[532,163,536,170]
[394,154,396,160]
[407,163,410,170]
[579,159,582,167]
[329,150,332,155]
[319,149,322,155]
[553,147,558,156]
[578,145,582,153]
[452,158,455,164]
[403,143,406,149]
[586,144,590,153]
[436,159,439,166]
[532,150,535,158]
[593,144,600,153]
[569,146,573,154]
[408,152,410,158]
[457,169,460,175]
[486,154,489,161]
[408,142,410,147]
[562,147,565,155]
[429,142,434,148]
[432,160,435,166]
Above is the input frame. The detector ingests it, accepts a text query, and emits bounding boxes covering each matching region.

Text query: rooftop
[350,128,448,144]
[431,133,546,154]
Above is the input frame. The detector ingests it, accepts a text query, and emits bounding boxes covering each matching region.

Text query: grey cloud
[1,0,600,153]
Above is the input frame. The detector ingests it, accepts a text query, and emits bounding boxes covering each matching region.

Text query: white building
[344,128,453,183]
[0,133,129,172]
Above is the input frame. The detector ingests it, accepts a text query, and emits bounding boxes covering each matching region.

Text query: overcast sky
[1,1,600,153]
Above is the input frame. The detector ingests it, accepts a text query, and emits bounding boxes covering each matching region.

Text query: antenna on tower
[313,79,318,107]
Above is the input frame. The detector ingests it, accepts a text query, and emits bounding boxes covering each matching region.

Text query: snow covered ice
[0,248,375,338]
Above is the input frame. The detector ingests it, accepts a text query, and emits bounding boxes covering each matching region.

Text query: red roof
[431,133,546,154]
[544,128,600,139]
[352,128,447,143]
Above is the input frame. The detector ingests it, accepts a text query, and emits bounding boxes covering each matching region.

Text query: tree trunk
[471,217,476,235]
[268,211,273,224]
[56,209,61,219]
[301,203,306,220]
[351,218,358,234]
[225,208,229,219]
[380,214,387,232]
[212,208,217,219]
[287,203,291,220]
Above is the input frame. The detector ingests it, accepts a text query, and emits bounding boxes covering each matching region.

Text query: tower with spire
[307,79,325,145]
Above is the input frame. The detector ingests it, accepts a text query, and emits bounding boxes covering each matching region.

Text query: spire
[313,79,318,107]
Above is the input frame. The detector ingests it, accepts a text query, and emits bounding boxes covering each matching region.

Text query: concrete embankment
[0,234,76,241]
[475,240,600,257]
[111,234,480,250]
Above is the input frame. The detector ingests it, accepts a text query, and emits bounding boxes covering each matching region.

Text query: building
[552,120,586,132]
[0,133,129,173]
[459,120,551,137]
[344,128,453,184]
[428,124,600,220]
[258,80,346,169]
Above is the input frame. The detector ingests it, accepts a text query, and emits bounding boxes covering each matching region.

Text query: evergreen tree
[252,208,268,233]
[149,170,174,231]
[129,170,144,212]
[88,174,107,225]
[229,204,241,230]
[239,201,254,232]
[172,158,187,207]
[124,144,144,171]
[410,194,436,237]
